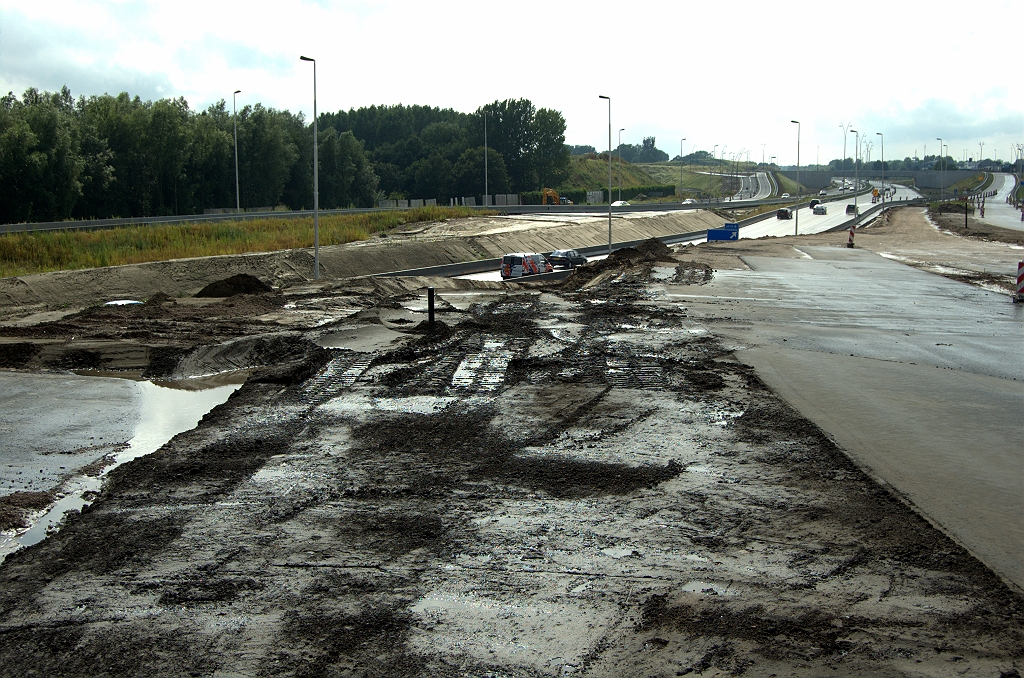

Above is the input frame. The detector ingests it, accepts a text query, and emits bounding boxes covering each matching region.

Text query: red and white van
[501,253,553,279]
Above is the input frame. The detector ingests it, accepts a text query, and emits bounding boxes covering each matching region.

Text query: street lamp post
[483,111,488,205]
[792,120,800,236]
[233,90,241,212]
[876,132,884,205]
[679,138,686,202]
[299,56,319,280]
[618,128,625,201]
[937,137,943,201]
[599,95,612,254]
[840,123,852,193]
[851,129,859,216]
[720,145,727,199]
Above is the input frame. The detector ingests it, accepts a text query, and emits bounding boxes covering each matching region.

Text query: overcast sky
[2,0,1021,166]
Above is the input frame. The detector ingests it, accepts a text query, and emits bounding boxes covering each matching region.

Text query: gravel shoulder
[0,209,1021,676]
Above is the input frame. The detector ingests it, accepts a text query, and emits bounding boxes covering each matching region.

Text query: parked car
[559,196,574,205]
[548,249,588,269]
[781,193,791,198]
[501,253,553,279]
[845,204,858,215]
[776,208,793,219]
[813,204,827,215]
[682,198,696,204]
[611,200,630,206]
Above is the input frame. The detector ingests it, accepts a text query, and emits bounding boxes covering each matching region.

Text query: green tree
[318,128,379,208]
[451,147,509,199]
[531,108,569,188]
[406,154,453,202]
[237,104,298,208]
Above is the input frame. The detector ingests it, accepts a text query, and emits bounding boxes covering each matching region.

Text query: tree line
[0,87,570,224]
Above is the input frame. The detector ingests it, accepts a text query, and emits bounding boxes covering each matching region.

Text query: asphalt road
[977,172,1023,231]
[665,245,1024,590]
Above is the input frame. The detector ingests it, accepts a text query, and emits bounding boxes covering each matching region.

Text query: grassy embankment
[0,206,490,278]
[635,163,742,198]
[561,157,658,189]
[772,173,809,197]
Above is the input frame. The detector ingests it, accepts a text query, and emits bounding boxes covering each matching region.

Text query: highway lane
[976,172,1023,231]
[456,183,924,282]
[751,171,772,200]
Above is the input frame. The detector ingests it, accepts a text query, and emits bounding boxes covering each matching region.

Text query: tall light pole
[761,142,766,168]
[936,137,944,201]
[876,132,884,204]
[792,120,800,236]
[233,90,241,212]
[979,141,985,165]
[720,145,727,199]
[300,55,319,280]
[679,137,686,202]
[483,111,488,205]
[618,128,625,201]
[851,129,859,216]
[599,95,612,254]
[840,122,852,192]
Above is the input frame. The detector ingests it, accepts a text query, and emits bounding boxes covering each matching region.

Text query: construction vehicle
[541,188,560,205]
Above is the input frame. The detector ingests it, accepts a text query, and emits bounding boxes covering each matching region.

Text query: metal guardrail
[0,183,875,235]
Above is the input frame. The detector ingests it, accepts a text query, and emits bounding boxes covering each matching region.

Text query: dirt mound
[599,237,675,266]
[195,274,273,298]
[557,238,677,290]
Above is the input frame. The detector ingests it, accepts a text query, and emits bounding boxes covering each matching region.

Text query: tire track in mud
[0,247,1021,676]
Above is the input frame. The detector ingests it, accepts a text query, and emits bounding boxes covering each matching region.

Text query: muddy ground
[0,209,1022,676]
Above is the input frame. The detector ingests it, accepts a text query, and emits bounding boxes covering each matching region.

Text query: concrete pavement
[977,172,1023,231]
[664,245,1024,590]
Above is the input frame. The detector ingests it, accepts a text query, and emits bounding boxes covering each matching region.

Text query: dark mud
[0,244,1021,676]
[195,273,275,297]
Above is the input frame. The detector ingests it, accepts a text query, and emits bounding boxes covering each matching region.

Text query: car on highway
[611,200,630,206]
[781,193,791,198]
[501,253,553,279]
[809,199,822,210]
[819,189,828,196]
[845,204,859,215]
[813,204,827,215]
[548,249,588,269]
[776,208,793,219]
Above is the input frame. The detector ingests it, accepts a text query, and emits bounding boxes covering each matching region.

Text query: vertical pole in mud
[847,222,855,248]
[428,287,435,325]
[1015,262,1024,303]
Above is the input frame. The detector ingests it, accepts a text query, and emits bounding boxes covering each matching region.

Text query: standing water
[1,377,242,558]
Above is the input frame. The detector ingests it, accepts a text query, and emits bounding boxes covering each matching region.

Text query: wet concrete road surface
[666,245,1024,589]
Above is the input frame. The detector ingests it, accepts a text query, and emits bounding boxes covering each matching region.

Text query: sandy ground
[0,209,1022,676]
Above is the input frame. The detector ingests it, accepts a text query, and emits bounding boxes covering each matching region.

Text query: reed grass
[0,206,491,278]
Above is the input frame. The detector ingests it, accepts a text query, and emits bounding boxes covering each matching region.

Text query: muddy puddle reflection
[2,374,244,558]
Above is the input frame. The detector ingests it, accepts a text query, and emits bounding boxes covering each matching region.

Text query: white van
[501,253,553,279]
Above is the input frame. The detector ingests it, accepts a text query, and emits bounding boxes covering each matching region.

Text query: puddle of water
[316,324,409,352]
[5,379,242,554]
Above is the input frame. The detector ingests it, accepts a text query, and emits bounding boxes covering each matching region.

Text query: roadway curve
[975,172,1023,231]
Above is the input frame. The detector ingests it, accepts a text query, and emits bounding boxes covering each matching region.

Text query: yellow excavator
[541,188,560,205]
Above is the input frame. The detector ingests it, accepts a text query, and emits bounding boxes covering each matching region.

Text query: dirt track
[0,209,1022,676]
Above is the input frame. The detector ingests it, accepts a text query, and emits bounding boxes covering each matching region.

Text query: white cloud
[1,0,1020,163]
